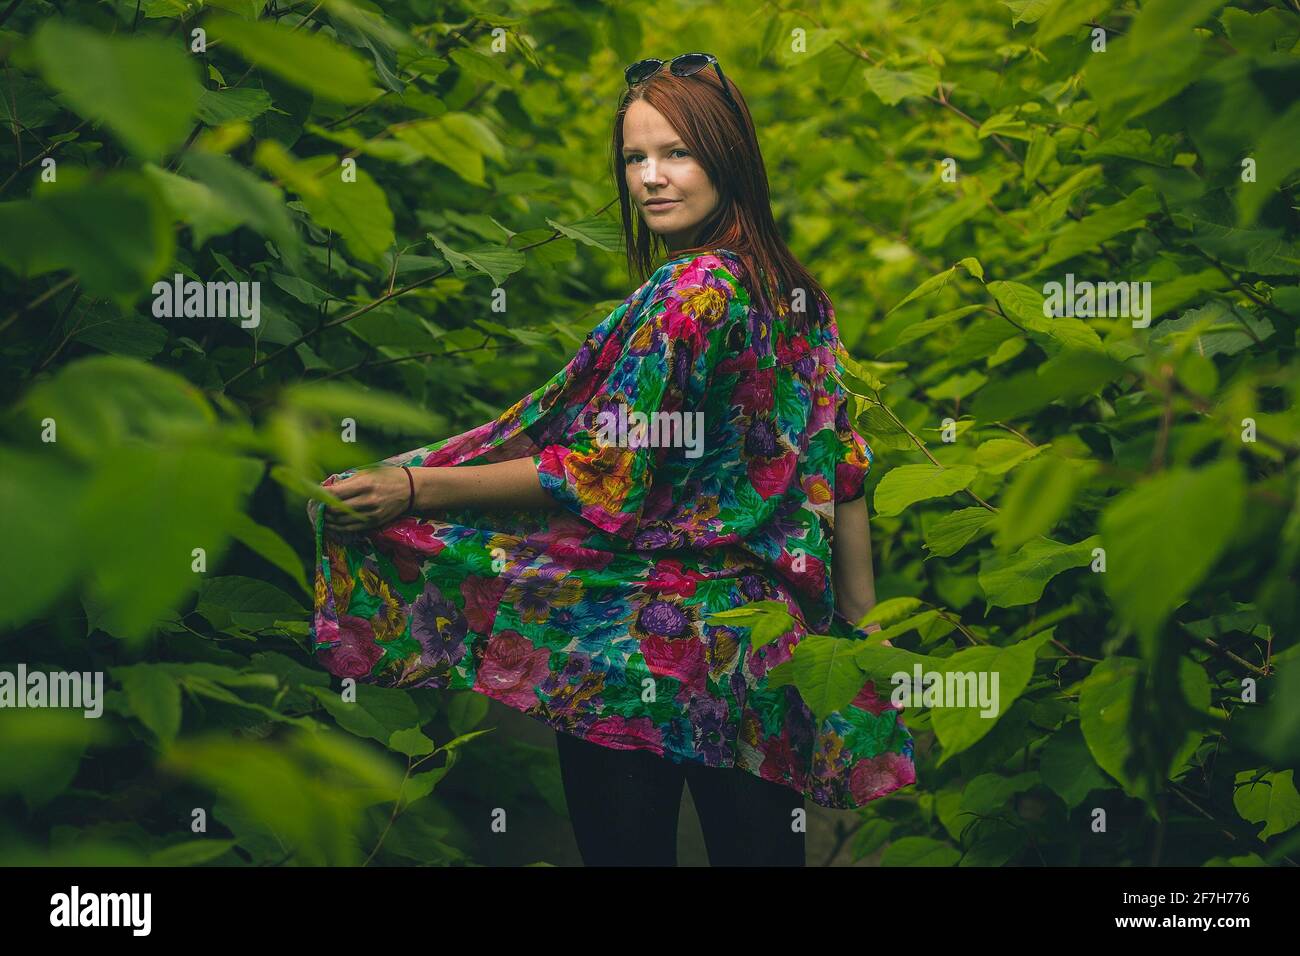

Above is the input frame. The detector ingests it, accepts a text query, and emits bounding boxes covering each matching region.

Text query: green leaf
[1220,7,1300,56]
[1078,129,1177,167]
[957,257,984,282]
[0,710,105,810]
[986,279,1045,324]
[1100,460,1246,658]
[447,46,516,88]
[437,728,494,755]
[978,111,1028,140]
[961,771,1040,816]
[229,512,312,600]
[391,113,505,187]
[209,15,377,104]
[1022,129,1055,190]
[973,438,1046,476]
[141,162,245,247]
[178,151,302,270]
[30,20,203,157]
[704,600,796,649]
[447,691,488,737]
[1039,721,1109,808]
[1170,214,1300,278]
[1034,0,1112,44]
[1234,770,1300,841]
[196,575,306,631]
[254,146,394,266]
[851,818,894,860]
[304,685,421,745]
[269,272,332,307]
[112,664,182,747]
[1084,0,1223,127]
[196,87,273,125]
[1237,100,1300,226]
[923,507,996,558]
[859,597,924,629]
[147,840,237,866]
[892,305,983,349]
[977,534,1100,609]
[1078,656,1143,795]
[873,463,980,518]
[991,453,1091,550]
[1000,0,1053,25]
[1151,301,1274,359]
[77,446,263,641]
[973,348,1126,420]
[880,836,960,866]
[929,631,1053,761]
[1079,656,1212,801]
[0,171,174,304]
[426,235,526,286]
[888,265,958,314]
[305,122,424,165]
[1039,186,1160,269]
[545,216,623,252]
[0,451,88,629]
[789,633,870,723]
[281,380,443,433]
[163,732,402,866]
[927,369,987,401]
[864,67,939,105]
[989,279,1105,353]
[919,193,986,246]
[17,355,215,460]
[856,404,912,452]
[388,727,437,757]
[398,764,452,807]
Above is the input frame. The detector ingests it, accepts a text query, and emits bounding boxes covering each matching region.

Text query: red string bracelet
[401,465,415,515]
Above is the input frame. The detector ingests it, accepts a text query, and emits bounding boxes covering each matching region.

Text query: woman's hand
[322,466,412,534]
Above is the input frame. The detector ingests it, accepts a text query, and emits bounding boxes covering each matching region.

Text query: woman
[308,54,916,867]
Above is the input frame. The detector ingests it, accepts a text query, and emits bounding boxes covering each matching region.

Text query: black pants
[555,730,806,867]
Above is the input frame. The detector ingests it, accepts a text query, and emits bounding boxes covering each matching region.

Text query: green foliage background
[1,0,1298,866]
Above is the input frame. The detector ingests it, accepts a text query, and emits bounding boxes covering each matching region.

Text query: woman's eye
[625,150,689,164]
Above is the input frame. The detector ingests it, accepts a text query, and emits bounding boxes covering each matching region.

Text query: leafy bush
[1,0,1297,866]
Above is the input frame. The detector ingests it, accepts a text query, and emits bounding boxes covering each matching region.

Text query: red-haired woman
[311,54,916,867]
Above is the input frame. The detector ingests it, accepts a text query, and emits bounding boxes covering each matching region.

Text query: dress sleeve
[533,254,741,539]
[833,368,874,505]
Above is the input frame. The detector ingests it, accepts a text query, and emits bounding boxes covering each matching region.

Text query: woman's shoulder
[607,250,749,347]
[657,246,745,281]
[642,248,749,308]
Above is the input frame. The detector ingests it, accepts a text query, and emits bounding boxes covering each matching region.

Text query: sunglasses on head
[624,53,744,123]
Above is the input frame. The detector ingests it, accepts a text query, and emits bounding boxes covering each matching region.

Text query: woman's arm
[831,495,878,627]
[322,458,554,533]
[413,457,554,513]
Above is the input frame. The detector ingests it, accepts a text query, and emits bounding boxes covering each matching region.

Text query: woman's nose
[641,160,664,185]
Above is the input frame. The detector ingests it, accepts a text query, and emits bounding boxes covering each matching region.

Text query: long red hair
[611,63,833,336]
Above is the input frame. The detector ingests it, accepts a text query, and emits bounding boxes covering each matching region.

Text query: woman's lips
[645,200,679,212]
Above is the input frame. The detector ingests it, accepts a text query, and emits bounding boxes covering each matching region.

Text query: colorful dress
[307,248,917,810]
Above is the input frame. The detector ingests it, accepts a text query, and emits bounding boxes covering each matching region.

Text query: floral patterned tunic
[308,248,917,810]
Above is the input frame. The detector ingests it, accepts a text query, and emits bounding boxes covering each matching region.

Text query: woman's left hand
[322,466,412,534]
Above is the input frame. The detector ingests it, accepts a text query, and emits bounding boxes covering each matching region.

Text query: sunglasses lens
[671,53,712,76]
[626,59,662,84]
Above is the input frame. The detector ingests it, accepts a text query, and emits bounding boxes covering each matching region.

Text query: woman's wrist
[406,458,556,515]
[410,466,442,514]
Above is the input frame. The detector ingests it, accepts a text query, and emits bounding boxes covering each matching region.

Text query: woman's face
[622,99,719,253]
